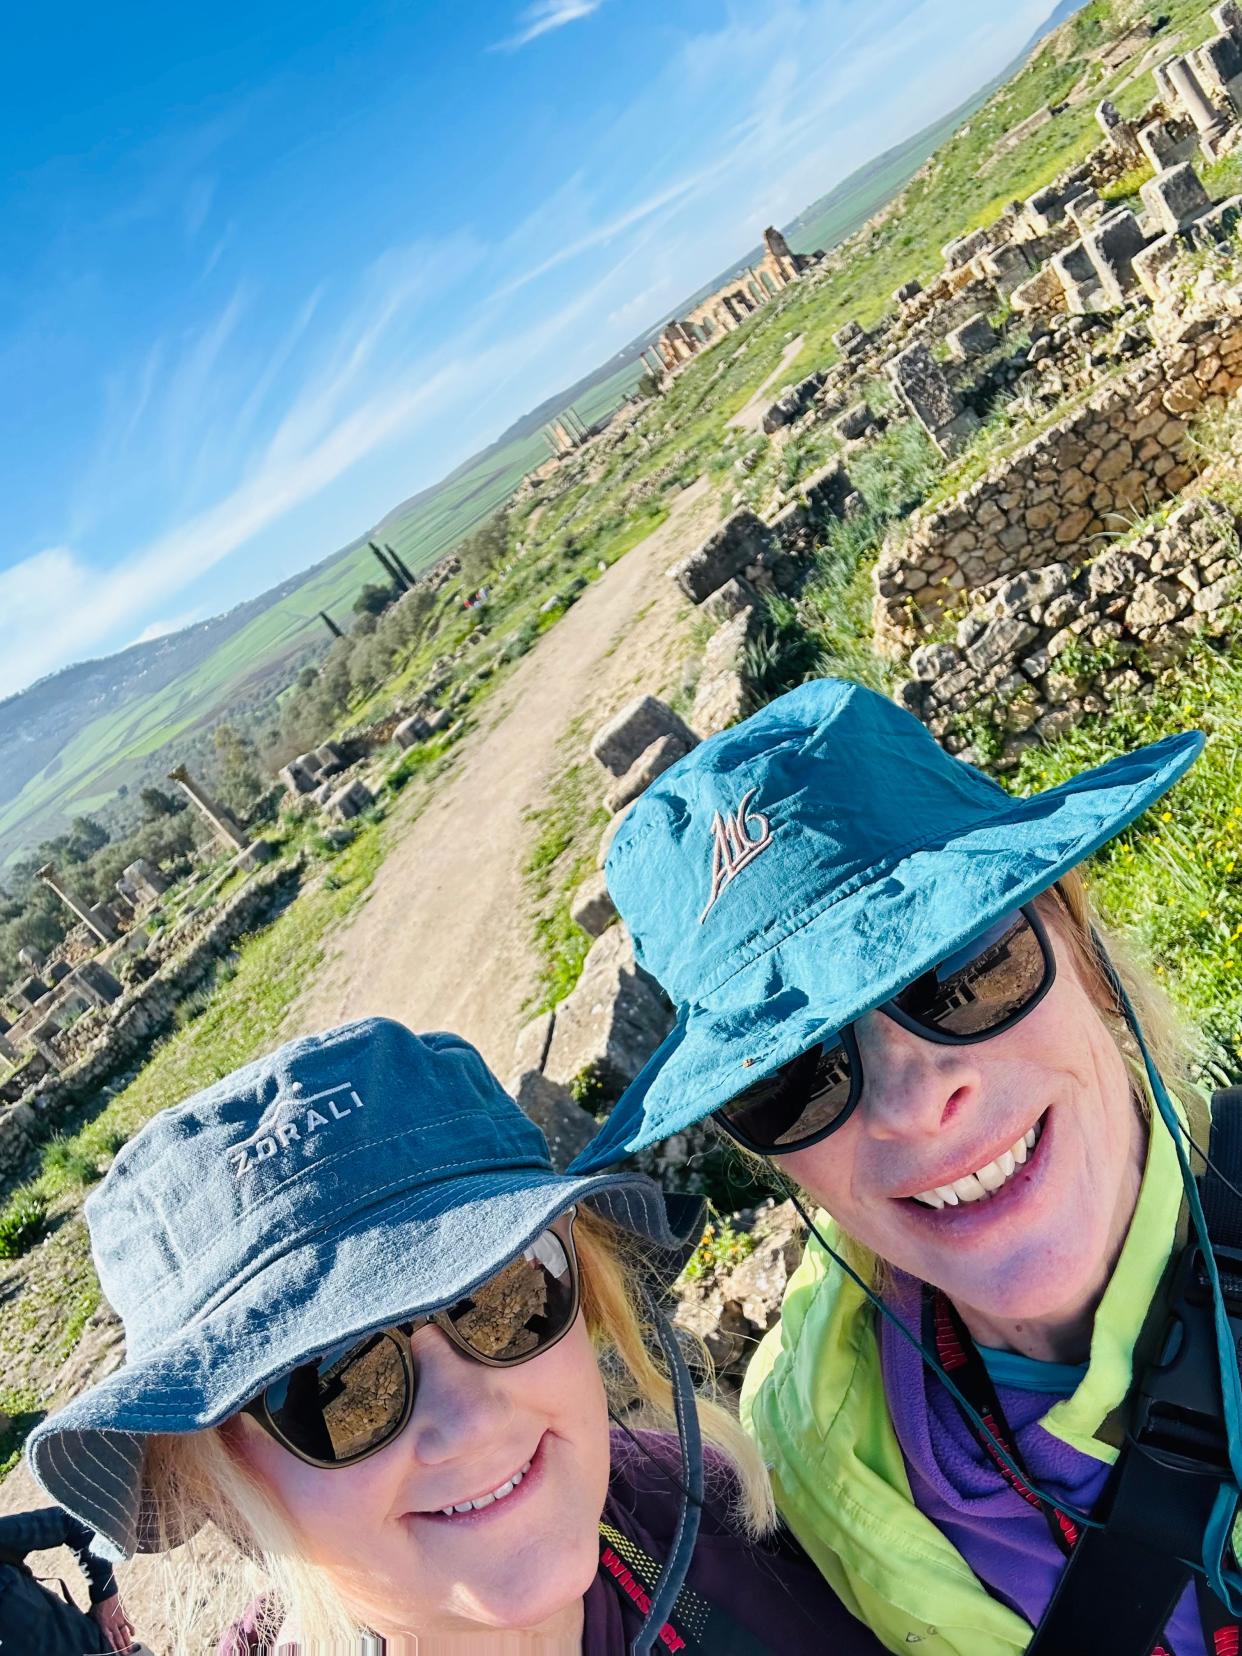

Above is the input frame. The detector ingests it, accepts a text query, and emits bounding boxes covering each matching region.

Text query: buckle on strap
[1107,1240,1242,1566]
[1133,1241,1242,1474]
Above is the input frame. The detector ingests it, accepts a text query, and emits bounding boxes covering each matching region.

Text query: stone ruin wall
[872,306,1242,655]
[892,496,1242,770]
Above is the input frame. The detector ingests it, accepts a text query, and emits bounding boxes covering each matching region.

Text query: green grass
[522,734,609,1013]
[1012,638,1242,1086]
[0,1191,48,1260]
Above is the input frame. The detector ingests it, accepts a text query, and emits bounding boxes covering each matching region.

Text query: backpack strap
[1201,1087,1242,1249]
[1027,1087,1242,1655]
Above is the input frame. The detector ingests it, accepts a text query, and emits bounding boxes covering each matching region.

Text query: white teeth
[439,1459,533,1517]
[911,1121,1043,1209]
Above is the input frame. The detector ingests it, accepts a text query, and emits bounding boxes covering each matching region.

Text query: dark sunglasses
[716,906,1055,1156]
[243,1214,580,1468]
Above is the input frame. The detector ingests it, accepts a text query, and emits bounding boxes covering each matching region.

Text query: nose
[854,1008,982,1141]
[403,1325,516,1466]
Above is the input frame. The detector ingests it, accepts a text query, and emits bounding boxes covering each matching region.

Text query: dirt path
[0,477,724,1652]
[286,477,722,1073]
[727,335,805,432]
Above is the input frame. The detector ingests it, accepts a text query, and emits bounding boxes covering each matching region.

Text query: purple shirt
[879,1271,1206,1656]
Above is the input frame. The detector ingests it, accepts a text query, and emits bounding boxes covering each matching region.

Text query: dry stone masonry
[894,497,1242,769]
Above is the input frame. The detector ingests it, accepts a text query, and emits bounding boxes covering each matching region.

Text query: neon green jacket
[739,1100,1191,1654]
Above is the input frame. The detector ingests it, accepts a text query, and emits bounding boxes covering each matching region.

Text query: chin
[462,1562,596,1632]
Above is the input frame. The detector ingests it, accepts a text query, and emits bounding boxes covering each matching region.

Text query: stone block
[1051,240,1105,314]
[1141,163,1212,234]
[542,925,673,1101]
[1126,581,1186,629]
[1214,2,1242,42]
[71,961,124,1010]
[887,343,978,453]
[945,313,996,361]
[1186,195,1242,249]
[570,870,618,939]
[393,714,431,749]
[506,1070,594,1170]
[596,804,635,871]
[832,320,868,356]
[9,977,50,1014]
[511,1010,555,1076]
[606,732,694,813]
[703,576,759,624]
[325,780,374,821]
[668,511,774,604]
[1011,265,1066,315]
[965,618,1040,674]
[834,401,875,440]
[893,279,923,305]
[1138,118,1197,173]
[797,458,856,522]
[1132,233,1182,301]
[1082,209,1149,306]
[122,859,170,904]
[589,696,698,779]
[979,243,1033,298]
[691,670,751,736]
[280,757,320,796]
[1023,183,1067,235]
[314,742,347,776]
[1064,188,1104,234]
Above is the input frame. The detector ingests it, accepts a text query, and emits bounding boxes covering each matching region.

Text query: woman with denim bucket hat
[25,1018,879,1655]
[572,677,1242,1656]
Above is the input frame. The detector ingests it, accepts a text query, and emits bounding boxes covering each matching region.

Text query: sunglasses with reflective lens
[716,907,1055,1156]
[243,1215,579,1468]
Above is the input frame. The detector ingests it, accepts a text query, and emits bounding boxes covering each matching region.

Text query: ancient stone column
[1166,55,1232,154]
[36,864,118,944]
[167,766,248,852]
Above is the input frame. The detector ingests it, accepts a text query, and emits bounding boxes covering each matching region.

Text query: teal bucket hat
[27,1020,705,1581]
[572,678,1204,1172]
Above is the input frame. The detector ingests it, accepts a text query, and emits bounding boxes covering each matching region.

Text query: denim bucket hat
[573,677,1203,1172]
[27,1019,705,1570]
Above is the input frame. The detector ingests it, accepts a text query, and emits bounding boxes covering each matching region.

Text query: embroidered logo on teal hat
[572,678,1203,1172]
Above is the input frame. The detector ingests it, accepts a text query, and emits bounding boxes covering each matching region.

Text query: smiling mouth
[907,1114,1047,1210]
[410,1435,547,1523]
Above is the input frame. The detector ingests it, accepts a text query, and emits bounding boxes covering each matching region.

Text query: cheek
[784,1124,866,1225]
[231,1423,395,1566]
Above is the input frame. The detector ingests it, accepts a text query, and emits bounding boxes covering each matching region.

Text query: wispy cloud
[493,0,603,53]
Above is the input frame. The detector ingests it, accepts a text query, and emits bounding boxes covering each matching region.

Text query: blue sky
[0,0,1062,701]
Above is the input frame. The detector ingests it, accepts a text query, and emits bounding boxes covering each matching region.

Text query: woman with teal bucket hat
[24,1018,879,1655]
[573,676,1242,1656]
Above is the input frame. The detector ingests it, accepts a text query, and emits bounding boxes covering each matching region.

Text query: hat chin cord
[773,931,1242,1613]
[613,1292,703,1656]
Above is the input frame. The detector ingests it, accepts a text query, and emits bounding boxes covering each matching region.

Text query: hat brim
[572,728,1204,1173]
[27,1168,702,1560]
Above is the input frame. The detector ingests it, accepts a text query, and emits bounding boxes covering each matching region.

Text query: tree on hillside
[139,785,183,821]
[353,581,398,619]
[212,724,265,818]
[66,817,109,861]
[457,512,510,590]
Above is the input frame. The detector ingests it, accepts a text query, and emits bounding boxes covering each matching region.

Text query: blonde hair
[143,1205,775,1653]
